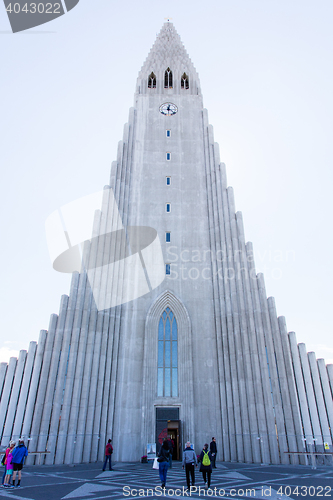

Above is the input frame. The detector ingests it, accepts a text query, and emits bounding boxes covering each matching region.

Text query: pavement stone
[0,461,332,500]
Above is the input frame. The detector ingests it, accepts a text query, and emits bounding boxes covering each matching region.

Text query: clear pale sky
[1,0,332,364]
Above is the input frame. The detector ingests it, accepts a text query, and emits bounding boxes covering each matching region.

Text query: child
[3,447,14,488]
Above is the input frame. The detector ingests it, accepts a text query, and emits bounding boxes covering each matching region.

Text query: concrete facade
[0,23,332,465]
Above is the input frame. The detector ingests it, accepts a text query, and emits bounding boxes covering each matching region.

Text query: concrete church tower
[1,23,333,466]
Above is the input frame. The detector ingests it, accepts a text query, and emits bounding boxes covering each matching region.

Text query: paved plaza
[0,461,332,500]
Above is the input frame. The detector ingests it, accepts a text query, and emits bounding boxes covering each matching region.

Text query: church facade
[0,23,333,466]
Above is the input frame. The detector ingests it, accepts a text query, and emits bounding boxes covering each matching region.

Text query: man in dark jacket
[209,437,217,468]
[11,440,28,488]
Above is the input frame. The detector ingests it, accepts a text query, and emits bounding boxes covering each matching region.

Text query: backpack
[202,451,210,466]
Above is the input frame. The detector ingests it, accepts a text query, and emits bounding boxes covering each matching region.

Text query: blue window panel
[166,177,171,185]
[158,368,164,396]
[172,319,178,340]
[166,204,170,212]
[159,317,164,339]
[166,307,170,313]
[169,311,173,321]
[166,232,171,242]
[166,264,170,275]
[172,341,177,367]
[172,369,178,396]
[165,369,171,397]
[166,130,171,137]
[158,341,164,367]
[162,311,167,320]
[165,318,171,340]
[165,341,171,366]
[166,152,171,160]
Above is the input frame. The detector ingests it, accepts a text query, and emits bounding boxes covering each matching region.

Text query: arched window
[158,307,178,397]
[164,68,173,88]
[181,72,189,89]
[148,72,156,88]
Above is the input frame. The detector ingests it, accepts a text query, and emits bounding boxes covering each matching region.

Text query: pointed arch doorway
[142,291,194,460]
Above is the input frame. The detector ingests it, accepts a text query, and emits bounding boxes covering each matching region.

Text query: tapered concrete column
[46,275,80,465]
[0,362,8,398]
[2,351,26,444]
[327,365,333,395]
[218,184,243,462]
[288,332,312,461]
[228,205,256,464]
[308,353,331,446]
[74,187,112,464]
[21,330,47,447]
[88,311,109,462]
[278,317,304,462]
[56,269,89,464]
[208,120,234,462]
[257,274,289,464]
[298,344,322,448]
[317,360,333,444]
[82,311,105,463]
[243,242,279,464]
[235,216,266,463]
[28,314,57,464]
[0,357,17,444]
[37,295,69,459]
[267,298,298,464]
[12,343,37,441]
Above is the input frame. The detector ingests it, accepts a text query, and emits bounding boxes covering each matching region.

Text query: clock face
[159,103,178,116]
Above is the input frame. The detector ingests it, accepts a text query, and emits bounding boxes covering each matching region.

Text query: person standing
[11,440,28,488]
[102,439,113,471]
[199,444,212,489]
[2,441,15,487]
[158,439,170,488]
[209,437,217,468]
[182,441,197,490]
[3,446,14,488]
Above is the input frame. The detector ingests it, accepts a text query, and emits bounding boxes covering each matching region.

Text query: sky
[0,0,333,364]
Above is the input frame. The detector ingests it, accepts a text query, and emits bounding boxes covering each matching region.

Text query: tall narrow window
[166,177,171,186]
[166,203,171,213]
[166,130,171,137]
[166,232,171,242]
[165,264,171,275]
[181,72,189,89]
[164,68,173,88]
[166,152,171,160]
[148,72,156,88]
[158,307,178,397]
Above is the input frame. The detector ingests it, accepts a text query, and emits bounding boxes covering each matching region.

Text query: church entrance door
[155,407,181,459]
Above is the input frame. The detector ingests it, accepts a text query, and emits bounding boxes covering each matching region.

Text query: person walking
[199,444,212,489]
[2,441,15,488]
[11,440,28,488]
[102,439,113,471]
[182,441,197,490]
[158,439,170,488]
[209,437,217,468]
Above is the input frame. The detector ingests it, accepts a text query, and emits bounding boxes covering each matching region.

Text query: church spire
[136,22,201,95]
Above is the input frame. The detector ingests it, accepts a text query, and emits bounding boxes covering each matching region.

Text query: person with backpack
[102,439,113,471]
[182,441,197,490]
[157,439,170,488]
[199,443,213,489]
[11,440,28,487]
